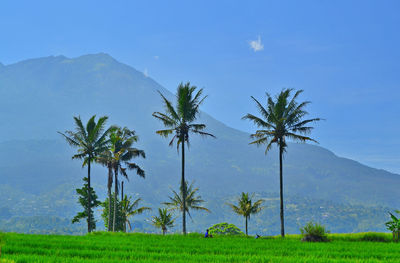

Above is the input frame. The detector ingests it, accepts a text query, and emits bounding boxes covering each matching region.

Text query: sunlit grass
[1,232,398,262]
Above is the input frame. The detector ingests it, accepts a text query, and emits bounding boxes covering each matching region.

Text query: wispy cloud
[249,35,264,52]
[143,68,148,77]
[154,55,159,60]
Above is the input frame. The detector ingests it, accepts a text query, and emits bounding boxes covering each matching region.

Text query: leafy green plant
[72,177,101,231]
[385,210,400,242]
[0,232,3,258]
[208,222,244,236]
[300,222,329,242]
[151,208,175,235]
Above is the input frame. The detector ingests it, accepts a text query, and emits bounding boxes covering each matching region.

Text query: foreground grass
[0,232,398,262]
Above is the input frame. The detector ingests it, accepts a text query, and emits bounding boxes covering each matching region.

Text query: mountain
[0,54,398,234]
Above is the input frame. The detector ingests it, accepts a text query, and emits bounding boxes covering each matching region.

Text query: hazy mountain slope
[0,54,399,234]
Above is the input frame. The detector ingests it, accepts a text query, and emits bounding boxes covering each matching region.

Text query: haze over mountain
[0,54,398,234]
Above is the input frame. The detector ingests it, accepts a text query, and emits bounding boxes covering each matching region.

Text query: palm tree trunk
[113,169,118,232]
[163,228,166,235]
[107,166,112,232]
[279,141,285,237]
[245,216,248,236]
[87,158,92,233]
[181,139,187,235]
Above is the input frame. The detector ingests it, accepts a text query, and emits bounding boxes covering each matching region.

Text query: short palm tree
[228,192,264,235]
[163,180,210,221]
[99,127,146,232]
[59,115,113,232]
[152,208,175,235]
[152,82,215,234]
[243,89,321,237]
[121,195,151,232]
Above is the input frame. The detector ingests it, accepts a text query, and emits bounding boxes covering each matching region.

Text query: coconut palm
[227,192,264,235]
[103,127,146,232]
[243,89,321,237]
[97,151,114,231]
[163,180,210,221]
[152,208,175,235]
[58,115,113,232]
[152,82,215,234]
[121,195,151,232]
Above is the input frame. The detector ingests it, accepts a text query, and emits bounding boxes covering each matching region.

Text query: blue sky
[1,0,399,173]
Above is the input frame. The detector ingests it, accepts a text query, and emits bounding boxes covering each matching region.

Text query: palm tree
[152,208,175,235]
[152,82,215,234]
[97,150,114,231]
[106,127,146,232]
[59,115,113,232]
[163,180,210,222]
[242,89,321,237]
[227,192,264,235]
[121,195,151,232]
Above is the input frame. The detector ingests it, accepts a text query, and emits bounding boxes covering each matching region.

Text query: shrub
[300,222,329,242]
[208,222,244,236]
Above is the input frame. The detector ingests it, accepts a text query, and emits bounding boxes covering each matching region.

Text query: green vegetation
[243,89,321,237]
[227,192,263,235]
[2,232,400,262]
[71,177,101,230]
[300,221,330,242]
[385,210,400,242]
[58,115,113,233]
[164,181,210,221]
[151,208,175,235]
[153,82,215,235]
[208,222,244,236]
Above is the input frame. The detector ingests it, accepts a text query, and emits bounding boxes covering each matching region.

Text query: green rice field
[0,232,399,263]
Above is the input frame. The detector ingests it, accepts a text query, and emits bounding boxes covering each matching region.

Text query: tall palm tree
[97,150,114,231]
[152,208,175,235]
[121,195,151,232]
[105,127,146,232]
[59,115,113,232]
[243,89,321,237]
[152,82,215,234]
[227,192,264,235]
[164,180,210,222]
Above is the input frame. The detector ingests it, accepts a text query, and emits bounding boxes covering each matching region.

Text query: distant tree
[385,210,400,242]
[152,208,175,235]
[153,82,215,234]
[72,177,101,230]
[208,222,244,236]
[243,89,321,237]
[101,195,123,231]
[59,115,113,232]
[120,195,151,232]
[164,180,210,222]
[99,127,145,232]
[227,192,264,235]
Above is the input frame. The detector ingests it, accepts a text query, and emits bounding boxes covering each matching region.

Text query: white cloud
[143,68,148,77]
[154,55,159,60]
[249,35,264,52]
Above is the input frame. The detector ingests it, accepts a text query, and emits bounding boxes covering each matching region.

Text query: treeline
[59,83,321,236]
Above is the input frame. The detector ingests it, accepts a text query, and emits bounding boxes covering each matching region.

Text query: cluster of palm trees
[60,82,320,237]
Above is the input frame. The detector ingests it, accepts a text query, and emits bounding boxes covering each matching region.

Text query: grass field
[0,232,399,262]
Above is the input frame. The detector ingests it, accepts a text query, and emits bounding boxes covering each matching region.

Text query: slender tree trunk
[279,141,285,237]
[245,216,248,236]
[121,181,125,232]
[87,158,92,233]
[181,139,187,235]
[113,169,118,232]
[107,166,112,232]
[163,228,166,235]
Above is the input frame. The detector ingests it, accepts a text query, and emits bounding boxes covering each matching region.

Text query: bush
[300,222,329,242]
[208,222,244,236]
